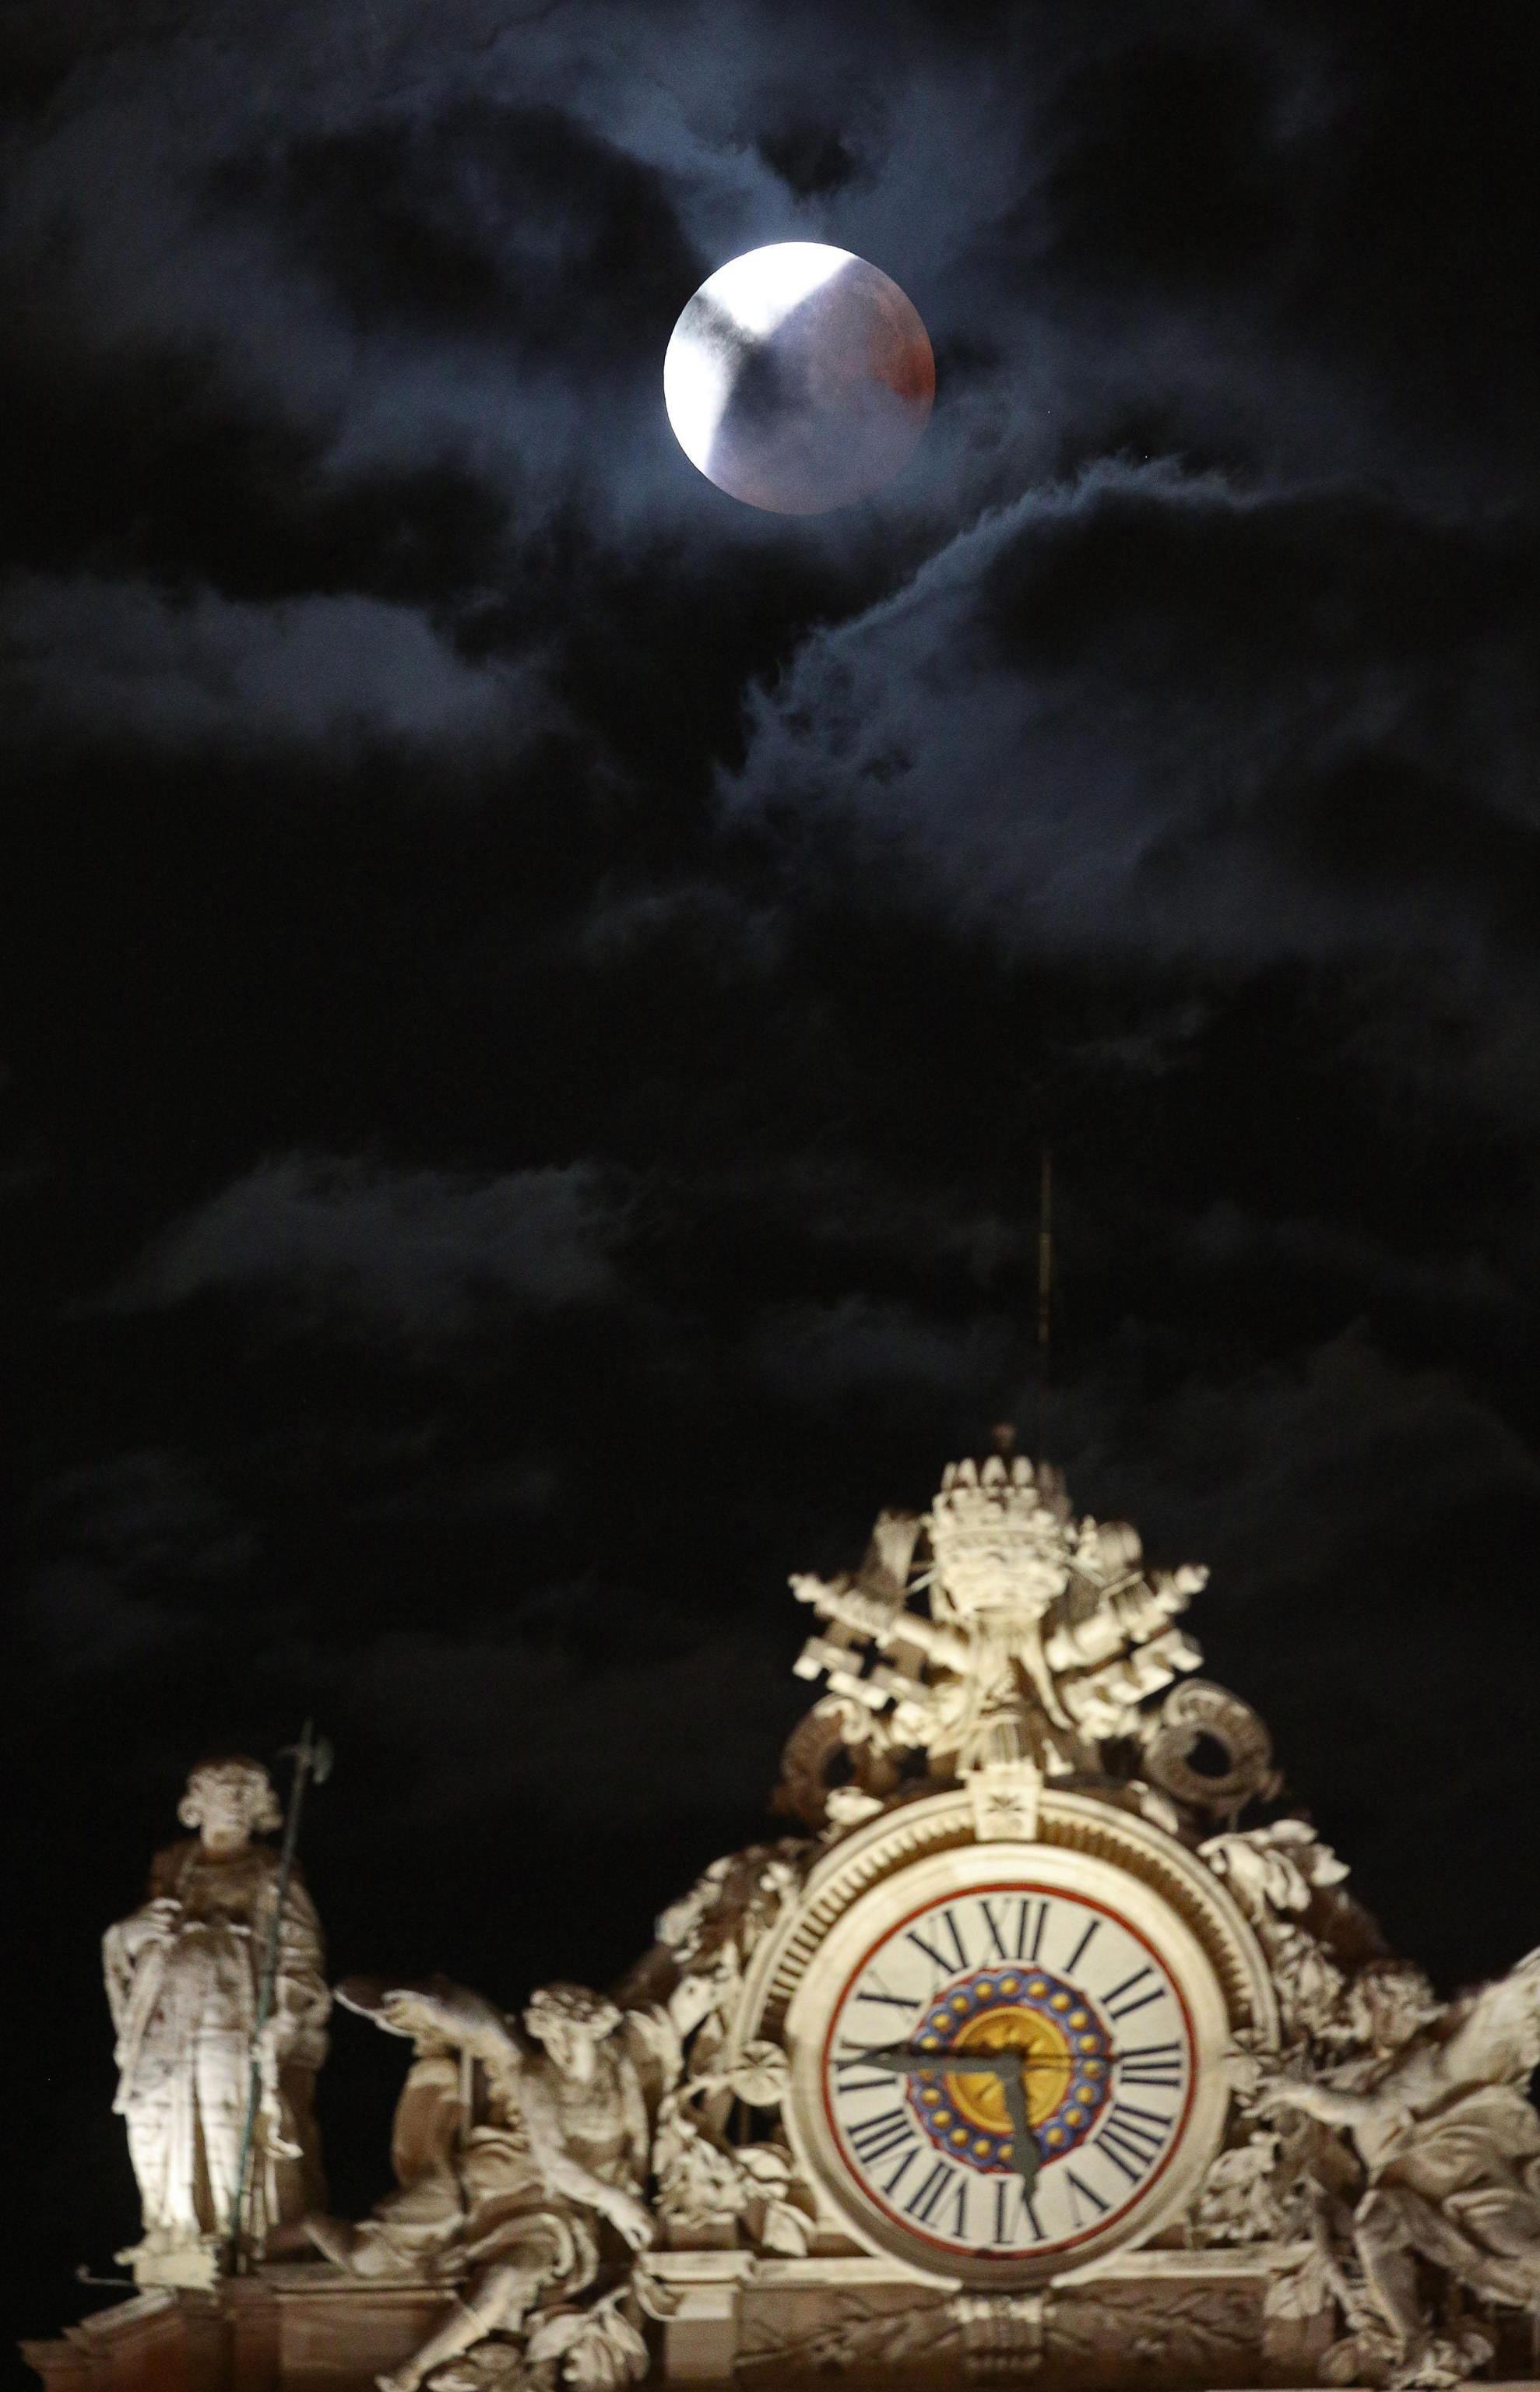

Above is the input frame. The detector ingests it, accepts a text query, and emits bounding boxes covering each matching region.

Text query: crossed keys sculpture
[853,2042,1054,2193]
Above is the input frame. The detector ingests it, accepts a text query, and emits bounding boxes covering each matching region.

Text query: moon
[664,243,935,515]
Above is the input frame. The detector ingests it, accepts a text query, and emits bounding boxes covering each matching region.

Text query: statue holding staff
[103,1756,329,2285]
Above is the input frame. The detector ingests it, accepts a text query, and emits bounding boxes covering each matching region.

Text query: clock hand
[996,2053,1041,2198]
[848,2046,1042,2196]
[850,2043,1065,2073]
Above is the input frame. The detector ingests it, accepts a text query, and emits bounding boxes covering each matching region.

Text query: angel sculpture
[303,1978,656,2392]
[1243,1948,1540,2384]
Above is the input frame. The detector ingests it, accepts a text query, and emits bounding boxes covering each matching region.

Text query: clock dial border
[821,1879,1199,2267]
[782,1840,1235,2287]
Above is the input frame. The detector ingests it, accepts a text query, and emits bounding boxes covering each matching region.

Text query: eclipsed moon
[663,242,935,515]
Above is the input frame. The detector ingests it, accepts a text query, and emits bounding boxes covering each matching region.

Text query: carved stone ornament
[52,1447,1540,2392]
[773,1449,1215,1827]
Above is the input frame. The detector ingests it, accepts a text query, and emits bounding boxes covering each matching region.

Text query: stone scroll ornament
[102,1756,329,2288]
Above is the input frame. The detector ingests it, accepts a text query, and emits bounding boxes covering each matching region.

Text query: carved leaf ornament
[526,2294,650,2392]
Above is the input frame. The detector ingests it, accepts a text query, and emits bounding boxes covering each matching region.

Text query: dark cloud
[345,1620,793,1827]
[237,100,703,356]
[16,1560,187,1679]
[37,1448,257,1579]
[104,1156,631,1334]
[2,577,549,753]
[1039,37,1292,293]
[748,1295,1012,1405]
[728,466,1540,1062]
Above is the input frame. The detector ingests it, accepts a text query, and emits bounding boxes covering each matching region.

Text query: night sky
[5,0,1540,2365]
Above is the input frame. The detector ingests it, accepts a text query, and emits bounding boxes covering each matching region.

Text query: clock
[823,1874,1197,2267]
[759,1801,1255,2287]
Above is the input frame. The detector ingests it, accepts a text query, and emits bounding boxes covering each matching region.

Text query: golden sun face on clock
[910,1964,1113,2161]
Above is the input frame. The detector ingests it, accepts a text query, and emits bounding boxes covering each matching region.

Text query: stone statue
[102,1757,329,2286]
[308,1978,656,2392]
[297,1977,480,2283]
[1241,1948,1540,2385]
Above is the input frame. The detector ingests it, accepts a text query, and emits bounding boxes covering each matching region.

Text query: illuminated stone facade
[25,1451,1540,2392]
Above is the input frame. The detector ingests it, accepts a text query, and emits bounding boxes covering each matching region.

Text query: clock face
[817,1877,1201,2271]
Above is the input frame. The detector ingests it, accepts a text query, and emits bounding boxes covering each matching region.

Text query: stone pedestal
[19,2248,1352,2392]
[22,2274,455,2392]
[653,2246,1332,2389]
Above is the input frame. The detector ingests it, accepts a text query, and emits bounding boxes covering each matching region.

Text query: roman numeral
[1102,1965,1162,2021]
[854,1972,914,2015]
[833,2040,901,2093]
[848,2109,916,2165]
[978,1897,1012,1958]
[879,2144,920,2197]
[1064,2167,1110,2226]
[1065,1917,1102,1973]
[1094,2102,1172,2183]
[978,1895,1047,1961]
[993,2176,1046,2244]
[948,2176,969,2238]
[904,2158,963,2228]
[835,2066,900,2095]
[905,1908,970,1977]
[1118,2040,1183,2089]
